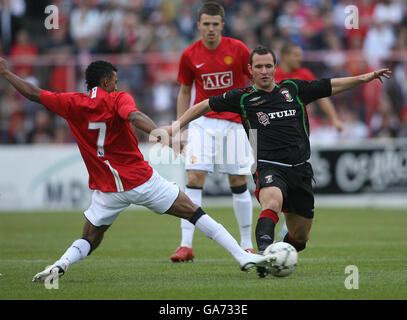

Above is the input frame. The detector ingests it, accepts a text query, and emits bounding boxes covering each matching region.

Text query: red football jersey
[40,87,153,192]
[177,37,251,123]
[274,67,316,82]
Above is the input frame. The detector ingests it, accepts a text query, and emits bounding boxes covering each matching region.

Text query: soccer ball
[264,242,298,277]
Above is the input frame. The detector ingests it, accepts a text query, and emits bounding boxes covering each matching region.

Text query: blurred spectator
[175,4,195,41]
[338,106,369,141]
[372,0,403,28]
[397,106,407,137]
[69,0,102,52]
[1,0,407,144]
[45,24,74,93]
[343,0,375,49]
[276,0,305,46]
[26,110,53,144]
[370,97,400,138]
[0,0,25,55]
[9,29,38,77]
[310,116,339,146]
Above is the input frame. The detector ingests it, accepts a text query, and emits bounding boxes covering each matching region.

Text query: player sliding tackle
[162,45,391,278]
[0,57,276,282]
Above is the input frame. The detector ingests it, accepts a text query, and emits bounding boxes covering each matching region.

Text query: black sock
[255,217,276,252]
[283,233,306,252]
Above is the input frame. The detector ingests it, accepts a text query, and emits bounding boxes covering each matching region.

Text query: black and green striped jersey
[208,78,332,164]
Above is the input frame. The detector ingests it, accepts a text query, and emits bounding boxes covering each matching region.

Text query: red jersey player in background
[274,42,344,240]
[171,2,255,262]
[0,57,275,281]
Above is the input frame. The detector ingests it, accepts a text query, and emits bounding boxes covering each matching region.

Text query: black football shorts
[253,161,315,219]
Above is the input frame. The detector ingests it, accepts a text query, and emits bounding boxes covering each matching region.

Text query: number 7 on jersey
[88,122,106,157]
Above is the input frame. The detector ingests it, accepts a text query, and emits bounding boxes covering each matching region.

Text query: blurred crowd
[0,0,407,145]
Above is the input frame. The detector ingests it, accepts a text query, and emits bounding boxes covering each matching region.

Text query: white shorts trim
[184,117,254,175]
[84,170,180,226]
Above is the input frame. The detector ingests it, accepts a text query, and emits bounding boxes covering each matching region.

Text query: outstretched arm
[128,110,180,151]
[331,68,392,96]
[316,97,343,132]
[0,57,41,102]
[177,99,211,131]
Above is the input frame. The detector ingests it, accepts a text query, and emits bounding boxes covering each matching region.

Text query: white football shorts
[184,116,254,175]
[84,169,180,226]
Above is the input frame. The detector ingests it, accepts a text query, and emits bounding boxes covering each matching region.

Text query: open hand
[368,68,392,83]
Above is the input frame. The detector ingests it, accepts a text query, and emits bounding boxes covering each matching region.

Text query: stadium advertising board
[0,144,185,210]
[0,140,405,210]
[311,139,407,194]
[203,139,407,196]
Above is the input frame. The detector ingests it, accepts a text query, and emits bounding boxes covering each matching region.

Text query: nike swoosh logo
[196,63,205,68]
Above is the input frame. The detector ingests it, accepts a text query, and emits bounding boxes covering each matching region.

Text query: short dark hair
[85,60,117,91]
[198,1,225,22]
[249,45,277,65]
[281,42,300,56]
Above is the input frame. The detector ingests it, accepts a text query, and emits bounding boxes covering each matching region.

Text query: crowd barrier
[0,139,406,211]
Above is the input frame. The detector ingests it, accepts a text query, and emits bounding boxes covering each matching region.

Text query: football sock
[180,186,203,248]
[283,233,306,252]
[277,213,288,239]
[255,209,279,252]
[194,209,247,262]
[54,238,91,271]
[231,185,253,249]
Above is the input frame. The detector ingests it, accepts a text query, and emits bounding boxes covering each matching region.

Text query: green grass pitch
[0,207,406,300]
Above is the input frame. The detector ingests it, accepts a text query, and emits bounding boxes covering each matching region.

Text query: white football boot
[239,252,276,272]
[32,263,67,282]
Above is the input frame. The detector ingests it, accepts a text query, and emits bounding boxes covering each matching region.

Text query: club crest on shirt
[256,112,270,126]
[189,156,197,164]
[265,175,273,183]
[279,88,293,102]
[224,56,233,65]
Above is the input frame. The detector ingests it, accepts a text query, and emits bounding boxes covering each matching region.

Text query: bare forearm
[178,99,211,129]
[177,87,191,119]
[331,69,391,96]
[129,110,158,134]
[317,97,338,121]
[3,70,41,102]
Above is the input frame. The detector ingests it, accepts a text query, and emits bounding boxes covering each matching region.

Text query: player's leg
[255,186,283,252]
[33,190,128,282]
[44,221,110,278]
[283,212,312,252]
[171,118,212,261]
[277,213,288,240]
[283,163,315,252]
[228,174,253,252]
[170,169,207,262]
[166,190,275,271]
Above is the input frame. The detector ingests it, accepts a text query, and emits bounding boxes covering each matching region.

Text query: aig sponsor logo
[202,71,233,90]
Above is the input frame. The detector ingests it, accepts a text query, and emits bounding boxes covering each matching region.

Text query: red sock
[259,209,279,225]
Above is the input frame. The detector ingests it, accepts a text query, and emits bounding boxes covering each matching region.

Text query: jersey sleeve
[208,88,243,114]
[39,90,72,119]
[293,78,332,105]
[177,51,194,86]
[116,92,138,120]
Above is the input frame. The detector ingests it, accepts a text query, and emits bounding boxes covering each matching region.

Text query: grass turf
[0,207,406,300]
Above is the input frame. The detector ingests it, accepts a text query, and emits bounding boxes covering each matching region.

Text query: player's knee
[228,175,246,188]
[187,170,206,187]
